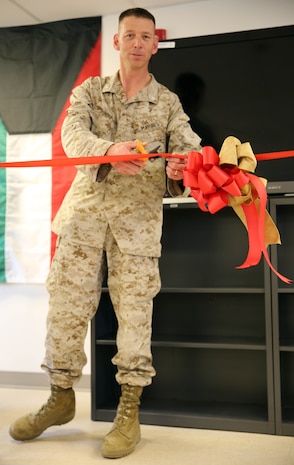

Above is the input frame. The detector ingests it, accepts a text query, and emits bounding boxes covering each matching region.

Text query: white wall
[101,0,294,76]
[1,0,293,383]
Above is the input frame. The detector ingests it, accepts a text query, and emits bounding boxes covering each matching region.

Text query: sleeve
[165,93,202,197]
[61,77,114,182]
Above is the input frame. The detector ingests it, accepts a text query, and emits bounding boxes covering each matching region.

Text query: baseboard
[0,371,90,391]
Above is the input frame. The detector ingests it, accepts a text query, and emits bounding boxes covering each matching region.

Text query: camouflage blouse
[53,72,201,257]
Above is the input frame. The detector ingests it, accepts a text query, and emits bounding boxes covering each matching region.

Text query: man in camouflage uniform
[9,7,201,458]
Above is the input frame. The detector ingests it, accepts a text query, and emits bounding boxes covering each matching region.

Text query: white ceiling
[0,0,199,27]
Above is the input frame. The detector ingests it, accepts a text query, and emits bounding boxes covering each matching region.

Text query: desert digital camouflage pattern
[53,73,201,256]
[42,72,201,387]
[43,229,160,388]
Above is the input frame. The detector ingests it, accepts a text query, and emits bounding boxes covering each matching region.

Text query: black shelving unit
[91,201,276,434]
[270,196,294,435]
[91,24,294,434]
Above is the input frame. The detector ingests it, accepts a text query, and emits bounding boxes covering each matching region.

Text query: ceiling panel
[0,0,200,27]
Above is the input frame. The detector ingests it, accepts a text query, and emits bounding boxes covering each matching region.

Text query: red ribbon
[240,173,291,283]
[0,145,292,283]
[183,146,292,284]
[0,152,184,168]
[256,149,294,161]
[0,148,292,168]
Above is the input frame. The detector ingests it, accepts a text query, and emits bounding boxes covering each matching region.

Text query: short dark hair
[119,8,156,27]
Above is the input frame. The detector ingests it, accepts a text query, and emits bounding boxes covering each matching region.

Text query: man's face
[114,15,158,69]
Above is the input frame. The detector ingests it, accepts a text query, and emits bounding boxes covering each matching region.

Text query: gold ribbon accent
[220,136,281,247]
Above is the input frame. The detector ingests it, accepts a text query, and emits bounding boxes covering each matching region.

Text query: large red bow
[183,136,291,284]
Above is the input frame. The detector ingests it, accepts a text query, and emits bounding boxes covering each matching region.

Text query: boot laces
[116,402,132,426]
[114,385,141,426]
[36,389,57,419]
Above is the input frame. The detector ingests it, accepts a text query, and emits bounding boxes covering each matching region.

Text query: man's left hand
[166,157,187,180]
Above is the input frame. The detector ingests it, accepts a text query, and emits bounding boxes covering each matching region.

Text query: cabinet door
[270,198,294,435]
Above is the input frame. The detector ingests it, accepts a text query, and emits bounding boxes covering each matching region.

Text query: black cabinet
[91,199,280,434]
[270,197,294,435]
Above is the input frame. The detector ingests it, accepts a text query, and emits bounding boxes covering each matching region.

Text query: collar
[102,71,159,104]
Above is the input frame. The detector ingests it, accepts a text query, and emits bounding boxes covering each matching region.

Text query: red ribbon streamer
[240,173,291,283]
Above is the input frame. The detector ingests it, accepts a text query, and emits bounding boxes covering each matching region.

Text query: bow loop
[219,135,257,172]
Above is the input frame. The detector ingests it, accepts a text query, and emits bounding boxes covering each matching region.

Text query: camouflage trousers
[42,226,160,389]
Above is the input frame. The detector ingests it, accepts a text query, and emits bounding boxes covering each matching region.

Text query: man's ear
[152,37,159,56]
[113,33,120,51]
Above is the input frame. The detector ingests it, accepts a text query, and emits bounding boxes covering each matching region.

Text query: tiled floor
[1,387,294,464]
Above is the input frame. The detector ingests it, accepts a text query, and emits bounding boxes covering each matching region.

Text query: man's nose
[134,35,143,47]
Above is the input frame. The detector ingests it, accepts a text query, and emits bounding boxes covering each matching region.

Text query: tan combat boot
[102,384,143,459]
[9,385,75,441]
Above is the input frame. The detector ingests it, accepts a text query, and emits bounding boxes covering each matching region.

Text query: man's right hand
[107,141,146,175]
